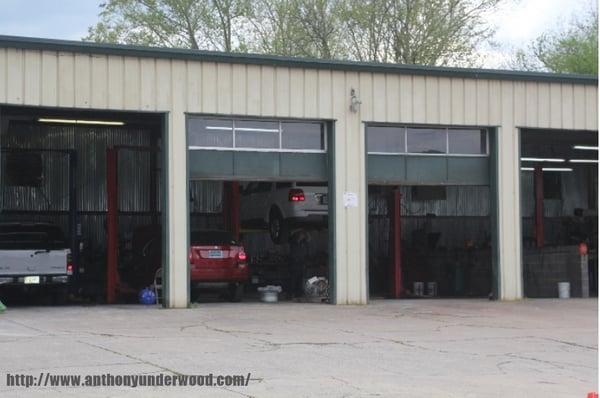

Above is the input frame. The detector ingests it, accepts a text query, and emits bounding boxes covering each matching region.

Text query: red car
[188,230,249,302]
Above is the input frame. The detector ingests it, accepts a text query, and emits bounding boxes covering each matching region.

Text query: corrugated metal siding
[0,47,597,304]
[520,168,592,218]
[0,121,161,246]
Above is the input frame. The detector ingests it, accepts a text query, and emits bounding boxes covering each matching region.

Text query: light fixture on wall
[349,88,361,113]
[38,118,125,126]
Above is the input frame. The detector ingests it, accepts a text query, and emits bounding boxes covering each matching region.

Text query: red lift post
[223,182,241,240]
[390,189,403,298]
[106,148,119,304]
[534,165,544,248]
[106,146,160,304]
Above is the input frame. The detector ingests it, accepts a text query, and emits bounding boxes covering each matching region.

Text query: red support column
[222,182,231,231]
[534,165,544,248]
[390,189,403,298]
[230,181,241,240]
[106,148,119,304]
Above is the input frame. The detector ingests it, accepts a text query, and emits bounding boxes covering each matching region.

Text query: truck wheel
[227,283,243,302]
[269,209,288,244]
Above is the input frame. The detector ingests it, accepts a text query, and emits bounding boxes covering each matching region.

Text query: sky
[0,0,594,68]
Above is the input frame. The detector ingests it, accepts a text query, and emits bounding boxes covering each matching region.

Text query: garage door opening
[368,184,493,299]
[520,129,598,298]
[187,116,334,304]
[188,179,330,303]
[366,124,495,299]
[0,106,165,306]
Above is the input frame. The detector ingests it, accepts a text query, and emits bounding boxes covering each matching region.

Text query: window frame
[366,124,489,157]
[187,116,328,153]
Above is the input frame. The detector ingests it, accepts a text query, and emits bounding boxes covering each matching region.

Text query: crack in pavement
[76,339,183,376]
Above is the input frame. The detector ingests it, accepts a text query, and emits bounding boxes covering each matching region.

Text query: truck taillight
[67,253,73,275]
[288,189,305,202]
[238,251,247,261]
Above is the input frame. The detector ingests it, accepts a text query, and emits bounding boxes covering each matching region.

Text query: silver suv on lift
[240,181,328,243]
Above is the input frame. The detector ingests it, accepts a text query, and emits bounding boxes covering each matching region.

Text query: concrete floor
[0,299,597,398]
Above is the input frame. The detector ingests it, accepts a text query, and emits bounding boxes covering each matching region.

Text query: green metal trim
[185,116,191,308]
[161,113,170,308]
[490,128,500,300]
[327,121,337,304]
[517,128,525,299]
[0,35,596,85]
[363,123,370,303]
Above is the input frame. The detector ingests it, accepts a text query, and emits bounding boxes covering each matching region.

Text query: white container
[558,282,570,299]
[258,285,282,303]
[427,282,437,297]
[413,282,424,297]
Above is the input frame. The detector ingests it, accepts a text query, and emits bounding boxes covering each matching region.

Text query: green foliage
[513,9,598,75]
[86,0,503,66]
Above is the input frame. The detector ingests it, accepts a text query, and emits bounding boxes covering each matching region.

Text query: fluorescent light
[569,159,598,164]
[521,157,565,163]
[573,145,598,151]
[521,167,573,172]
[542,167,572,172]
[235,127,279,133]
[38,118,125,126]
[206,126,232,131]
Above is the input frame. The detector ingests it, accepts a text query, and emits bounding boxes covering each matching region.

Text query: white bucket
[427,282,437,297]
[413,282,424,297]
[558,282,570,299]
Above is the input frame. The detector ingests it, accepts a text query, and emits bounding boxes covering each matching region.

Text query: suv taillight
[288,189,305,202]
[238,251,247,261]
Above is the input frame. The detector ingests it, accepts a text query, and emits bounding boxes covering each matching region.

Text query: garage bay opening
[520,129,598,298]
[187,116,332,304]
[366,124,495,299]
[0,106,165,305]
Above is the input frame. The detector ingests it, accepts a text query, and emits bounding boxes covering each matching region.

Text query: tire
[269,208,288,244]
[227,283,243,302]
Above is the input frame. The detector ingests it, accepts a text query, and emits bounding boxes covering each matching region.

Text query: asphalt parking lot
[0,299,597,397]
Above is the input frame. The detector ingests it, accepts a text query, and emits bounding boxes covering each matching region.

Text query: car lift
[106,146,159,304]
[389,189,403,298]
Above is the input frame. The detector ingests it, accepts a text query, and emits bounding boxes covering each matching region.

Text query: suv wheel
[269,209,288,244]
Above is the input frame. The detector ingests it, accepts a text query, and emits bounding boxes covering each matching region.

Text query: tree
[85,0,251,51]
[339,0,500,65]
[512,9,598,75]
[86,0,503,67]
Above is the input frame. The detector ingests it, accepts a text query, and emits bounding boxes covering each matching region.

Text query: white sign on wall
[343,192,358,208]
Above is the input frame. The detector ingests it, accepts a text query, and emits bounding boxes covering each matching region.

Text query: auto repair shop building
[0,36,597,307]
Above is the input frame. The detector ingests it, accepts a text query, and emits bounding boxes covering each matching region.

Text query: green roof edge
[0,35,597,85]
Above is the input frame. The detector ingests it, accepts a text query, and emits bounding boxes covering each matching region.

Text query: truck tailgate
[0,250,68,275]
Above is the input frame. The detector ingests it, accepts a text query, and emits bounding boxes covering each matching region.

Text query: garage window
[407,128,446,154]
[367,126,405,153]
[188,117,326,152]
[367,125,488,156]
[448,129,487,154]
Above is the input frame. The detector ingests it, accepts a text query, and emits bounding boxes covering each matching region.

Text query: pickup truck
[0,222,73,303]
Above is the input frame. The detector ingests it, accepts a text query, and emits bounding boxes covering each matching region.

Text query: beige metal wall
[0,48,597,305]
